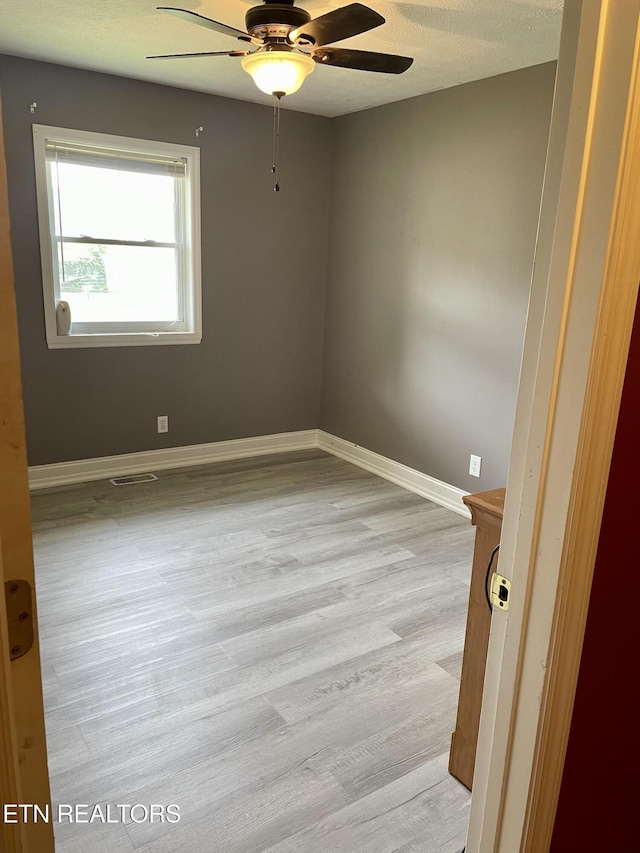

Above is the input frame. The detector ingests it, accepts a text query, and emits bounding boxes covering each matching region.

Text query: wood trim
[450,490,505,791]
[468,2,640,850]
[28,430,320,489]
[493,4,610,846]
[522,17,640,851]
[462,489,505,524]
[0,83,54,851]
[28,430,471,519]
[468,3,605,843]
[318,432,471,517]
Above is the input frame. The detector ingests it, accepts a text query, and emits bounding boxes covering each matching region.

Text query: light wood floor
[31,450,474,853]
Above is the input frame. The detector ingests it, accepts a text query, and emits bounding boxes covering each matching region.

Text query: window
[33,125,201,348]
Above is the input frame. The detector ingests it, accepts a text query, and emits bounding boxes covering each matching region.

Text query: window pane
[50,163,177,243]
[58,243,179,323]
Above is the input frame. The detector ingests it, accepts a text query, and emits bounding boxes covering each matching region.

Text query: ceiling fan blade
[147,50,249,59]
[157,7,261,44]
[312,47,413,74]
[290,3,384,47]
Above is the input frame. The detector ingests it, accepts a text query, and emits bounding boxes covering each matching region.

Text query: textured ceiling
[0,1,564,116]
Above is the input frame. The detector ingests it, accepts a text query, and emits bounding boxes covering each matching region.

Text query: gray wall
[2,57,555,487]
[321,62,556,491]
[0,55,332,465]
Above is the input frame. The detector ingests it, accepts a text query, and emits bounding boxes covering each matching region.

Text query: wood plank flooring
[31,450,474,853]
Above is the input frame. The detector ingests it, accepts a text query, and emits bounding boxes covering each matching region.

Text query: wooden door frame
[0,541,27,853]
[0,83,54,852]
[468,1,640,850]
[3,4,640,852]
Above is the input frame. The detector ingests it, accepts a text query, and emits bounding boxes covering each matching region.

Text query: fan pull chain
[272,93,282,192]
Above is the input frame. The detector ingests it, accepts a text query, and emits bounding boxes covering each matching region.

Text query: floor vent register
[109,473,158,486]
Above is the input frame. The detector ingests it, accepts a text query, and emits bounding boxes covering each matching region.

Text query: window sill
[46,331,202,349]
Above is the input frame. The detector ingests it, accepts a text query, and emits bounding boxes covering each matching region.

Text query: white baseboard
[317,431,471,518]
[28,430,319,490]
[28,428,470,518]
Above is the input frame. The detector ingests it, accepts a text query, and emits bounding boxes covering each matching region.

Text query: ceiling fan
[148,2,414,97]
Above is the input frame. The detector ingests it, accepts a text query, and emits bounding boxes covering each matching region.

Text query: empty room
[0,1,586,851]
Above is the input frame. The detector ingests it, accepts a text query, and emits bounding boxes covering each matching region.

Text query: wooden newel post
[449,487,505,790]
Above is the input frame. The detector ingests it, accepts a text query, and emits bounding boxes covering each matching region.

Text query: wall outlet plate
[469,454,482,477]
[157,415,169,434]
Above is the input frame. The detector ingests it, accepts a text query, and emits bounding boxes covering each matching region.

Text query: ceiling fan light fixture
[241,49,315,96]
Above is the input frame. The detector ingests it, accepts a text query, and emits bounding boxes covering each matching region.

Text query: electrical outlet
[157,415,169,434]
[469,454,482,477]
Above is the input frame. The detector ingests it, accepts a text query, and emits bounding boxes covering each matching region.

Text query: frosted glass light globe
[241,50,315,96]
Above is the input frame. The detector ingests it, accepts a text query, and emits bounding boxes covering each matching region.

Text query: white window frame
[32,125,202,348]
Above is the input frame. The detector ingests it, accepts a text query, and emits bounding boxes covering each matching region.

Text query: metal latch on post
[490,573,511,611]
[4,580,34,660]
